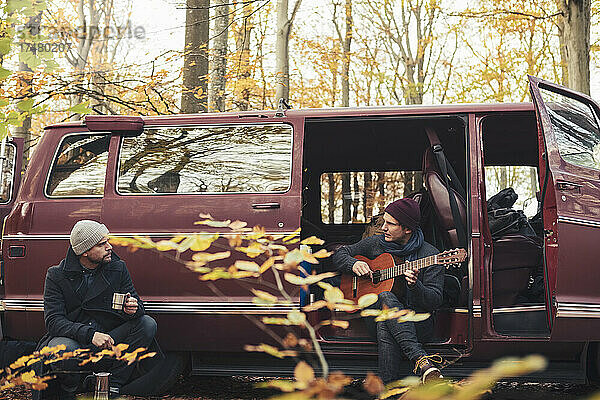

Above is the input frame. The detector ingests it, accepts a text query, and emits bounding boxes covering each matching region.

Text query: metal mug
[93,371,110,400]
[112,292,129,311]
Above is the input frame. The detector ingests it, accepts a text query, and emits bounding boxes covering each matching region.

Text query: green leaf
[0,98,9,107]
[17,98,34,112]
[0,67,11,81]
[0,123,8,140]
[0,38,11,56]
[68,101,92,115]
[19,50,41,69]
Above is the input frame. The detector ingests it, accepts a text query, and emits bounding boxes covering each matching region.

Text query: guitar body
[339,253,396,301]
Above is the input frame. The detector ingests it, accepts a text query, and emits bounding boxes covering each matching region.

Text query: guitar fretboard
[379,254,437,282]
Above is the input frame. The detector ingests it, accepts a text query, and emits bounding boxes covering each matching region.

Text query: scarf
[378,227,424,261]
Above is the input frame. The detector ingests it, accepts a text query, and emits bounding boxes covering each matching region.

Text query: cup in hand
[112,292,130,311]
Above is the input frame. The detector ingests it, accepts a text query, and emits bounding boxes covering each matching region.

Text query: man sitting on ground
[39,220,157,399]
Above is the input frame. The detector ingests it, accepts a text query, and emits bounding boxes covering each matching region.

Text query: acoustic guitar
[339,248,467,300]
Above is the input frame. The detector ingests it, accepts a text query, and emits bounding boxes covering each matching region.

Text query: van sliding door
[529,75,600,340]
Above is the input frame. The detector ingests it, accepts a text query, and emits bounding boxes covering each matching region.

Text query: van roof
[44,102,535,129]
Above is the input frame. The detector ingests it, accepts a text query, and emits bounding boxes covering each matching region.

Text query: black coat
[38,247,145,349]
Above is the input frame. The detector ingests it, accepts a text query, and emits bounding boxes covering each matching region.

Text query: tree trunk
[557,0,590,94]
[376,172,385,213]
[352,172,359,222]
[328,173,335,223]
[275,0,302,102]
[333,0,352,107]
[342,172,351,223]
[209,0,228,112]
[233,2,253,111]
[13,13,40,167]
[363,172,373,220]
[182,0,209,113]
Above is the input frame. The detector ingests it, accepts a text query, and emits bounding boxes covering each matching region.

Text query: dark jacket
[39,247,145,348]
[331,234,444,313]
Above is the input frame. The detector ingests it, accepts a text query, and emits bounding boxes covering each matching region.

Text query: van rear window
[117,124,293,194]
[320,171,421,224]
[46,134,110,197]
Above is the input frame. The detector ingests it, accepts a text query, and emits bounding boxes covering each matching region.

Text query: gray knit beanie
[70,220,109,255]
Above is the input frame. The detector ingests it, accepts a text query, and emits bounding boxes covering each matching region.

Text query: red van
[2,76,600,383]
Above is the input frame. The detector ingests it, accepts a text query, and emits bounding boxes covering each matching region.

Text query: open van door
[529,75,600,340]
[0,137,23,222]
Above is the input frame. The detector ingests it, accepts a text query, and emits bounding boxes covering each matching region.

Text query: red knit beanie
[384,198,420,229]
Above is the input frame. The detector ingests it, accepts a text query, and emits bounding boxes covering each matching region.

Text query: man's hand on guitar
[404,268,418,286]
[352,260,372,278]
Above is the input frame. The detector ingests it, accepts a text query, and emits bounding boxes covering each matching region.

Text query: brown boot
[414,356,443,384]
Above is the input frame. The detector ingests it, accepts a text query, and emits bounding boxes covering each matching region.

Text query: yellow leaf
[330,320,349,329]
[155,240,178,251]
[199,213,213,219]
[190,235,218,251]
[194,219,231,227]
[229,220,248,230]
[284,249,304,266]
[231,271,258,279]
[302,300,328,312]
[294,361,315,386]
[284,272,337,286]
[300,250,318,264]
[262,317,291,325]
[282,228,301,243]
[317,281,334,291]
[286,310,306,325]
[192,251,231,263]
[20,370,37,384]
[324,287,344,304]
[236,242,266,258]
[259,257,275,274]
[234,260,260,272]
[251,289,278,303]
[312,249,332,258]
[300,236,325,245]
[358,293,379,309]
[256,379,297,392]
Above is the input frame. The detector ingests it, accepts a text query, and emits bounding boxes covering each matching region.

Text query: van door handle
[556,180,582,193]
[252,202,281,210]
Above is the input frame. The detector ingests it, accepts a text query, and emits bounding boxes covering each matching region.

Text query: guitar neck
[379,254,437,282]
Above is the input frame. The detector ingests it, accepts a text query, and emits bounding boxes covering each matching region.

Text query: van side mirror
[84,115,144,137]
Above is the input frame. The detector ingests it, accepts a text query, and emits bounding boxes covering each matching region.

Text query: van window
[0,143,16,203]
[320,171,422,224]
[539,87,600,170]
[46,134,110,197]
[484,166,539,217]
[117,124,293,194]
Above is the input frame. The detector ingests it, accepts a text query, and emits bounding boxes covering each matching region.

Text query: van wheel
[121,351,190,396]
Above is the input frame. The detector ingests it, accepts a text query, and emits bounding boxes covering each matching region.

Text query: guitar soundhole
[372,271,381,284]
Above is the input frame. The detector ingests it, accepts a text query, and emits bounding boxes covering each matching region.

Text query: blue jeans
[370,291,434,383]
[48,315,157,393]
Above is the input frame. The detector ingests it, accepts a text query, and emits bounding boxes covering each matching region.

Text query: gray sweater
[331,235,444,313]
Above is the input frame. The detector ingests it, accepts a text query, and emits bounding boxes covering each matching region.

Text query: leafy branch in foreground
[110,215,549,399]
[0,343,155,393]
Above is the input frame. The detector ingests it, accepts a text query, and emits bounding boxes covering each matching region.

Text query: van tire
[121,351,189,396]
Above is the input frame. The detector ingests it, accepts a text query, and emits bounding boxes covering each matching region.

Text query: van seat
[492,234,542,306]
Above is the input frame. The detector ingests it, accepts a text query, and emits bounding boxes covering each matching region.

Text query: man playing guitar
[332,198,444,384]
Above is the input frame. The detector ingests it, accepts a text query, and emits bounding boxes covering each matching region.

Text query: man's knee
[47,337,82,353]
[138,315,157,340]
[378,291,405,309]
